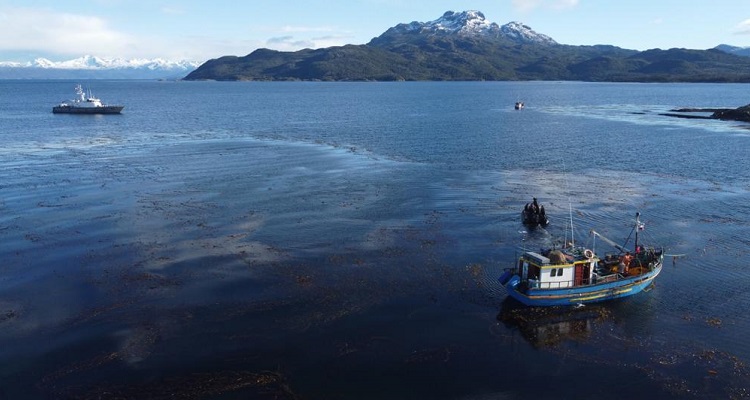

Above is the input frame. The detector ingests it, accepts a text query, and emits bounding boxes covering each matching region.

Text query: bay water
[1,80,749,399]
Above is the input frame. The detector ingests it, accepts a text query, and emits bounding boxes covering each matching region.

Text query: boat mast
[634,212,641,252]
[568,202,574,247]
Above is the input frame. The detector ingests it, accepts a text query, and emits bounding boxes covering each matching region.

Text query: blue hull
[501,265,661,307]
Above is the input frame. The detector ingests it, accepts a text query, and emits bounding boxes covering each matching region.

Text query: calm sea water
[1,80,750,399]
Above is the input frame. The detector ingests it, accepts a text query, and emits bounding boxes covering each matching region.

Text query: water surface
[1,80,749,399]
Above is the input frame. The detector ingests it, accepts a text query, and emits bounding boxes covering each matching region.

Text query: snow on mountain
[33,58,58,68]
[385,10,500,37]
[17,55,202,70]
[0,55,201,79]
[373,10,558,46]
[423,10,500,36]
[499,21,557,45]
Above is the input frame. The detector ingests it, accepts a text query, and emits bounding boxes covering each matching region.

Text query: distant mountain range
[0,55,200,79]
[185,10,750,82]
[714,44,750,57]
[2,11,749,81]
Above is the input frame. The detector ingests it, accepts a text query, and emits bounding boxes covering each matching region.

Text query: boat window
[557,269,564,276]
[550,268,557,277]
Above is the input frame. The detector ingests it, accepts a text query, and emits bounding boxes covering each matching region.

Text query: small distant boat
[52,84,124,114]
[514,101,524,110]
[522,198,548,227]
[500,212,664,306]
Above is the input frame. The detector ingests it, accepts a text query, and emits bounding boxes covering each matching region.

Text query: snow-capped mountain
[499,21,557,45]
[0,55,201,79]
[370,10,557,45]
[396,10,501,36]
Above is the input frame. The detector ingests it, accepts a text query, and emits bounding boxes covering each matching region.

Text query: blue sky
[0,0,748,62]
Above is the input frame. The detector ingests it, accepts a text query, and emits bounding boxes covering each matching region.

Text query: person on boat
[618,252,633,275]
[539,205,545,217]
[532,197,539,213]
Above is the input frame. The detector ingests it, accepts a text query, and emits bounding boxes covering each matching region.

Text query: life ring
[584,249,594,259]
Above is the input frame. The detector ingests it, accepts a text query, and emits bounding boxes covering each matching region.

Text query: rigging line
[561,158,574,248]
[622,222,637,250]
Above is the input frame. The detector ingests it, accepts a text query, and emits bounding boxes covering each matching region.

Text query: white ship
[52,84,124,114]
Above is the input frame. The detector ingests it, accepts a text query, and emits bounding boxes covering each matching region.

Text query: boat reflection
[497,297,612,349]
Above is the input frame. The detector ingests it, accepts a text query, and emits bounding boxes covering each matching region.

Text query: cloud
[511,0,541,12]
[0,7,135,58]
[0,7,359,62]
[261,24,352,51]
[512,0,579,12]
[280,25,335,33]
[160,7,185,15]
[552,0,579,9]
[267,36,315,50]
[163,35,265,60]
[0,6,219,61]
[735,19,750,35]
[264,33,352,52]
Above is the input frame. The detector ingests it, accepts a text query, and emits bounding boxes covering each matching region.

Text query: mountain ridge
[374,10,555,44]
[185,10,750,82]
[2,10,749,81]
[714,44,750,57]
[367,11,556,47]
[0,55,200,79]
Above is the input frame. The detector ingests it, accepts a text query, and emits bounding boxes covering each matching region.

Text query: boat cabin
[518,250,597,289]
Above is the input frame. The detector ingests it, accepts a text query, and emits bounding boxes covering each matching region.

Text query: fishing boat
[499,212,663,306]
[52,84,124,114]
[514,101,524,110]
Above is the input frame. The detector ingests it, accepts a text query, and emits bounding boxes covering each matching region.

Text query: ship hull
[500,264,661,307]
[52,106,124,114]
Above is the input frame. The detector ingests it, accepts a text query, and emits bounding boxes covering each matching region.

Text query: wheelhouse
[518,251,597,289]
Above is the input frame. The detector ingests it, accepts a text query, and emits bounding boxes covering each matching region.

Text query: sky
[0,0,749,63]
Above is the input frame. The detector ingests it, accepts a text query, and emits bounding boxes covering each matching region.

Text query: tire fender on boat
[584,249,594,259]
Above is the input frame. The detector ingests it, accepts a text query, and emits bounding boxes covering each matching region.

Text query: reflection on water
[497,297,611,349]
[496,296,750,399]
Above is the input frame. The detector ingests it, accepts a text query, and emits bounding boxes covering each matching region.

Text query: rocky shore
[711,104,750,122]
[661,104,750,122]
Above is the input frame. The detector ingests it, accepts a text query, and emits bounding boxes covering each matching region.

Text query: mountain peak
[379,10,499,38]
[430,10,498,35]
[500,21,557,45]
[369,10,557,46]
[715,44,750,57]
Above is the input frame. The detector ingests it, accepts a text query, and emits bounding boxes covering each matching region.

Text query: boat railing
[536,275,614,289]
[533,280,574,289]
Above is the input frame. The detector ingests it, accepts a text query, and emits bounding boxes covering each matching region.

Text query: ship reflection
[497,298,613,349]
